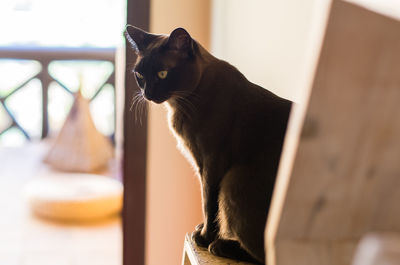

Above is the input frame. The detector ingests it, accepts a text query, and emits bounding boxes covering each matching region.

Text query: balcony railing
[0,46,116,141]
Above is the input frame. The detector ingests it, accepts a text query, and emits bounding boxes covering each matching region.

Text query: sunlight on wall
[145,1,210,265]
[211,0,323,103]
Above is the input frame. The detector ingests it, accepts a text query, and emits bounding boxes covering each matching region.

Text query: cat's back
[201,56,291,113]
[206,60,292,161]
[206,58,292,130]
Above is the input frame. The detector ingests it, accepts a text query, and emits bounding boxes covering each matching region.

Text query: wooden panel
[123,0,150,265]
[266,1,400,264]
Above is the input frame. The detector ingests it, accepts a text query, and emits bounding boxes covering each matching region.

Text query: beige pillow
[24,173,123,222]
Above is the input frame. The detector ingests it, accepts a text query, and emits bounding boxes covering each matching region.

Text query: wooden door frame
[123,0,150,264]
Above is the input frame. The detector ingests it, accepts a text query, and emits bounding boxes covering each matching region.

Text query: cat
[125,25,292,264]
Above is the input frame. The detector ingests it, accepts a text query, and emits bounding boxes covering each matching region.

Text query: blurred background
[0,0,124,264]
[0,0,125,144]
[1,0,399,265]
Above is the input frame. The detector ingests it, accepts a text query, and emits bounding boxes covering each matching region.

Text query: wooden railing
[0,46,115,139]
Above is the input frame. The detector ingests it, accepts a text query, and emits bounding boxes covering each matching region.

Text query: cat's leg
[218,165,271,264]
[192,173,220,248]
[209,239,262,264]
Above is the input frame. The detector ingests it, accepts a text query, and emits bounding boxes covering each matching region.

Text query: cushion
[23,173,123,222]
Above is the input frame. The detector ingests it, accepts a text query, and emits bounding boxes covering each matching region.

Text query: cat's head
[125,25,201,103]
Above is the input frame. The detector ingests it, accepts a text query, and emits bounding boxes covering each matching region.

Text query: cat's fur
[125,25,292,264]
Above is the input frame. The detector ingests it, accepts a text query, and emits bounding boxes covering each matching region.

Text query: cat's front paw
[191,224,213,248]
[191,229,210,248]
[208,239,225,257]
[209,239,263,264]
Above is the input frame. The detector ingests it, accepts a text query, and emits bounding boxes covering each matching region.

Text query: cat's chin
[144,96,169,104]
[143,93,170,104]
[150,98,167,104]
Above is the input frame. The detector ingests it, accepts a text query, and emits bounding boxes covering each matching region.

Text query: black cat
[125,25,292,264]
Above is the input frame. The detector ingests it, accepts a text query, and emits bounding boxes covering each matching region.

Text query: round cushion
[24,173,123,222]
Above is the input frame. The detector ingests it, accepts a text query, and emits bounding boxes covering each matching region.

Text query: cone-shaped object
[44,91,114,172]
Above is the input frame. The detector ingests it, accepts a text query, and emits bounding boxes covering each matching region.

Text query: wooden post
[123,0,150,265]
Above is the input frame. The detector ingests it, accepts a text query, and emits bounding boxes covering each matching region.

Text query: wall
[211,0,330,103]
[145,1,211,265]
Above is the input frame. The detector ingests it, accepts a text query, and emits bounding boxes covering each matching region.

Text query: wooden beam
[123,0,150,265]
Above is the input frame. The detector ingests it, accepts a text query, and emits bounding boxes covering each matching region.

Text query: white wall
[211,0,331,103]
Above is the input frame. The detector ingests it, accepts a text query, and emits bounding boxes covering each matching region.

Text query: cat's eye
[158,70,168,79]
[135,72,144,79]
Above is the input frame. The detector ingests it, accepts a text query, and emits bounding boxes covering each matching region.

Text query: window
[0,0,125,146]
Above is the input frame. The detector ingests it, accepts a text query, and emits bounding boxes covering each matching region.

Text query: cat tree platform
[181,233,254,265]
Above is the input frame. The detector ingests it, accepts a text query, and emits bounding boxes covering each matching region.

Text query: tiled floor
[0,142,122,265]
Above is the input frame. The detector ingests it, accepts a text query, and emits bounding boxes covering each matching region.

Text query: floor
[0,142,122,265]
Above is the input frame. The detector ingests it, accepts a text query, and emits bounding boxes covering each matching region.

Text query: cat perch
[182,234,253,265]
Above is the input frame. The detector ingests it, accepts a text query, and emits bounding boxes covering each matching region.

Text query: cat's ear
[124,25,157,53]
[167,28,193,52]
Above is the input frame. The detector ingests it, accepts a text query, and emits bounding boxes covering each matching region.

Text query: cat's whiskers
[138,96,148,125]
[130,91,142,111]
[130,90,148,124]
[133,95,141,123]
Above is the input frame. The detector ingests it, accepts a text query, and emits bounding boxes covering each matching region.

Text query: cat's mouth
[147,97,166,104]
[143,92,170,104]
